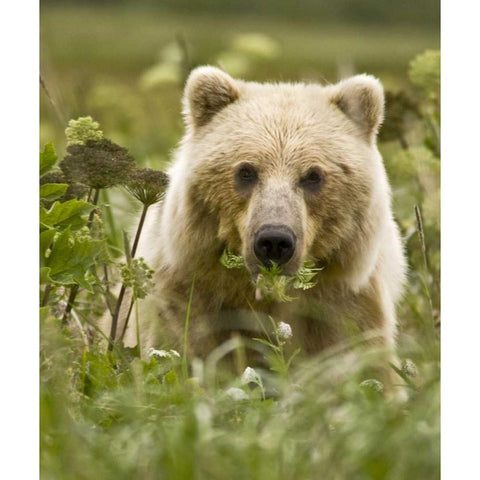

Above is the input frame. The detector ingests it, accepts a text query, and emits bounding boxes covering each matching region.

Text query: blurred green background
[40,0,439,164]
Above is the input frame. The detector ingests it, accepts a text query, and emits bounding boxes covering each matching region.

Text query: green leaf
[286,347,302,370]
[44,227,104,292]
[40,229,56,262]
[40,183,69,202]
[220,248,245,269]
[163,369,178,386]
[252,337,281,352]
[40,267,52,284]
[40,142,58,176]
[40,199,95,231]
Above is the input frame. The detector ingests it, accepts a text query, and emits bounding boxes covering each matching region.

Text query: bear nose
[254,225,296,267]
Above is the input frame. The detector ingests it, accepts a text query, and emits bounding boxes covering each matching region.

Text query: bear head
[162,66,391,291]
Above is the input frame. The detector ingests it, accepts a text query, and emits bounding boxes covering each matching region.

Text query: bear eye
[235,163,258,188]
[300,167,324,192]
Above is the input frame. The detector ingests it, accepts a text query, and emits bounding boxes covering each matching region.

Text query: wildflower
[241,366,260,385]
[149,348,171,359]
[148,348,181,361]
[120,257,155,299]
[65,116,103,146]
[225,387,249,401]
[59,138,135,189]
[402,358,418,377]
[360,378,384,393]
[62,183,89,201]
[125,168,169,206]
[40,170,66,185]
[240,366,266,400]
[276,321,292,340]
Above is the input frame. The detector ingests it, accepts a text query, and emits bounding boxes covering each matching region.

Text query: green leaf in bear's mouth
[220,249,322,302]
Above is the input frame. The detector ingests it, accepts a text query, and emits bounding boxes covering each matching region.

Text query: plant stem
[182,277,195,379]
[414,204,430,271]
[101,189,121,250]
[120,297,135,342]
[88,189,100,225]
[414,204,435,327]
[130,204,149,258]
[39,75,67,128]
[108,283,127,351]
[62,284,79,326]
[41,284,52,307]
[109,203,150,349]
[135,300,140,350]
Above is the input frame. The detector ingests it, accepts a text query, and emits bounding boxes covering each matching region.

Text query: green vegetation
[220,250,322,302]
[40,5,440,478]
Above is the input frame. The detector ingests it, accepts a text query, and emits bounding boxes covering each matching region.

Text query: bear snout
[253,224,296,268]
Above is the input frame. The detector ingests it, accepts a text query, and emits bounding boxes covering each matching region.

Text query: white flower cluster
[240,366,266,400]
[148,348,181,360]
[241,366,260,385]
[402,358,418,377]
[276,321,292,340]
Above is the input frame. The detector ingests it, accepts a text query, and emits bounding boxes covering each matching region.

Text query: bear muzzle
[253,224,296,268]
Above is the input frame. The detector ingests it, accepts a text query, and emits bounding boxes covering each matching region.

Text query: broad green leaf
[44,228,104,292]
[40,183,68,202]
[40,199,94,231]
[40,142,58,176]
[40,229,56,262]
[40,266,52,284]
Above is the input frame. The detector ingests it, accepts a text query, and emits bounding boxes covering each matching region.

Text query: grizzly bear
[118,66,406,379]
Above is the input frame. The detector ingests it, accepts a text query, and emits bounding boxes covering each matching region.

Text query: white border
[442,0,480,478]
[1,1,39,479]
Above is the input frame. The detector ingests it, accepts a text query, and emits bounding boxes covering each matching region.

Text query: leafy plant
[220,249,322,302]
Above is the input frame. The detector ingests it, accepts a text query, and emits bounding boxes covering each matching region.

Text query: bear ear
[328,74,384,142]
[183,66,240,129]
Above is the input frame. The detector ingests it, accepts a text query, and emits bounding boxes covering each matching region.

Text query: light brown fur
[116,67,406,378]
